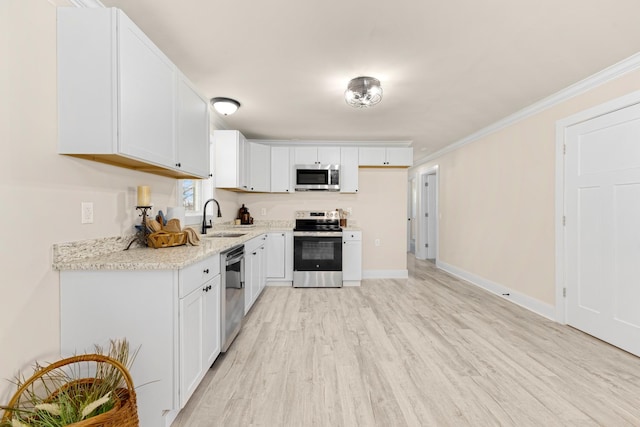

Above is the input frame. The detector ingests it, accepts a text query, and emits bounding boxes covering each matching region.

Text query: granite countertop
[53,222,293,271]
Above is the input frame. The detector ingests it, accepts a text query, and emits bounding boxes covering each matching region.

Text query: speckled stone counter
[53,221,294,271]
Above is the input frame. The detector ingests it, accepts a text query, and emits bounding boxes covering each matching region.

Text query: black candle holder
[124,206,152,250]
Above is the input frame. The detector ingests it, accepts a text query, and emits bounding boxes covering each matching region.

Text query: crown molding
[68,0,105,7]
[413,52,640,166]
[246,139,412,147]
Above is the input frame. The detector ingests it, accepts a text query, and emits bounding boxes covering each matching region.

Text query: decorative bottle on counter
[239,204,251,224]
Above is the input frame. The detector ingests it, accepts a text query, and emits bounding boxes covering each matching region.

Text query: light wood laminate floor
[172,256,640,426]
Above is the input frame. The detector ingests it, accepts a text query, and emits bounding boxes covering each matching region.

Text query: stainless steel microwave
[294,164,340,191]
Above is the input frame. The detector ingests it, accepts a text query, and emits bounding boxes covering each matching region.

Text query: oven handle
[293,231,343,237]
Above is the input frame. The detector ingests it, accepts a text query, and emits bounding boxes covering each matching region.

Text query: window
[182,179,201,212]
[178,136,214,222]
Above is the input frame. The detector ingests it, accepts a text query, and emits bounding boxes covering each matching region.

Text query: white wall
[0,0,236,401]
[241,168,408,274]
[411,60,640,317]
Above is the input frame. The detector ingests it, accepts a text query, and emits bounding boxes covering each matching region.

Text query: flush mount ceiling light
[345,76,383,108]
[210,97,241,115]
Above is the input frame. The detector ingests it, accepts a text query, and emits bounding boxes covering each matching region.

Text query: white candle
[137,186,151,206]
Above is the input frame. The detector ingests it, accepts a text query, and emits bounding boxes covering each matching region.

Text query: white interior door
[565,102,640,356]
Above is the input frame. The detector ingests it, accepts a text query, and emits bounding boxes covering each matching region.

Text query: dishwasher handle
[223,245,245,266]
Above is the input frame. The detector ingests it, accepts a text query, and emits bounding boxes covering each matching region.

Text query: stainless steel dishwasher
[220,244,244,352]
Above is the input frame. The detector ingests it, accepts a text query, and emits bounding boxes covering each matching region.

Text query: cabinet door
[214,130,248,189]
[386,147,413,166]
[340,147,359,193]
[179,285,205,407]
[317,147,341,164]
[266,233,286,278]
[248,142,271,192]
[203,275,221,368]
[57,8,118,154]
[244,248,260,314]
[271,147,293,193]
[118,11,175,168]
[259,245,267,294]
[176,74,210,178]
[293,147,318,165]
[358,147,386,166]
[343,232,362,281]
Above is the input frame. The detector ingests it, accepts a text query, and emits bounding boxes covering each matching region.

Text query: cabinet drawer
[343,231,361,241]
[245,234,267,254]
[179,255,220,297]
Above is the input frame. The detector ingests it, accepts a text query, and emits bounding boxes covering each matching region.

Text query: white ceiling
[101,0,640,163]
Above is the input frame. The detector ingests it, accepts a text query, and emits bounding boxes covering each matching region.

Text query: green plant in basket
[1,339,138,427]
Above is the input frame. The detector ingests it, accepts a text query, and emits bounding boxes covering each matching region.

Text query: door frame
[407,176,416,253]
[417,165,439,261]
[555,90,640,323]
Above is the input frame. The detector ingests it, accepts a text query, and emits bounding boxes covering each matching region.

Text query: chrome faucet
[202,198,222,234]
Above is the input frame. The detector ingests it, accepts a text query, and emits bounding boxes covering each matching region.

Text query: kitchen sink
[205,232,246,238]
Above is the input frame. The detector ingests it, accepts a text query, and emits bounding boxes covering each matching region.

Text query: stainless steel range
[293,210,343,287]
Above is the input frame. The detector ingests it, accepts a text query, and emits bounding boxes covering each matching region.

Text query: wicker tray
[147,230,187,248]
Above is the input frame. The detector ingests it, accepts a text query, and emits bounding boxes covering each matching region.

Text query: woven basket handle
[2,354,135,422]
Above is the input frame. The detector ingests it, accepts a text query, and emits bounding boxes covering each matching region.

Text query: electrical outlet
[81,202,94,224]
[375,238,380,246]
[261,208,267,216]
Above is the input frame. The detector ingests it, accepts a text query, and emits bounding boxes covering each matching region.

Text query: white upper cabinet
[270,146,293,193]
[176,75,211,178]
[248,142,271,192]
[294,146,341,165]
[57,8,210,179]
[117,12,175,168]
[215,132,271,192]
[214,130,248,190]
[340,147,359,193]
[358,147,413,167]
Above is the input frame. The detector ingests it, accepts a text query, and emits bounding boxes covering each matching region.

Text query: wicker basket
[147,230,187,248]
[1,354,138,427]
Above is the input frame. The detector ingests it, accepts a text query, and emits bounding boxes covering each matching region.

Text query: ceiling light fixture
[345,76,383,108]
[210,97,241,115]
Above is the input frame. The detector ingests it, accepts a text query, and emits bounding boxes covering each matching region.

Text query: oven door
[293,232,343,287]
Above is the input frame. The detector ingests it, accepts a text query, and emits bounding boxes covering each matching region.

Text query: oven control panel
[295,210,340,220]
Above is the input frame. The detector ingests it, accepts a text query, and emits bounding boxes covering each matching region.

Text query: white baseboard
[343,280,361,287]
[436,260,555,320]
[362,270,409,279]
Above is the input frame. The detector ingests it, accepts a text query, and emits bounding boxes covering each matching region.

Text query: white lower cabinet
[244,234,267,314]
[343,231,362,285]
[59,254,221,427]
[266,231,293,284]
[179,274,220,408]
